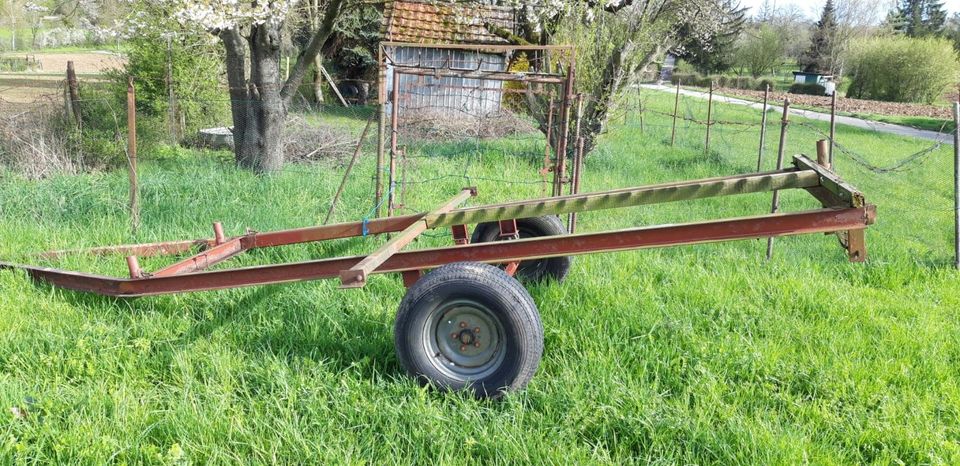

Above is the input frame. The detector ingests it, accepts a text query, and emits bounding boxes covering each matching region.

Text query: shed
[793,71,833,86]
[381,0,517,116]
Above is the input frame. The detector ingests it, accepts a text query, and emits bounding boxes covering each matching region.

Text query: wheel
[394,262,544,398]
[471,215,573,283]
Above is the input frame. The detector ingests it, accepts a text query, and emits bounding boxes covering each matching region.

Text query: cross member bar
[339,188,476,288]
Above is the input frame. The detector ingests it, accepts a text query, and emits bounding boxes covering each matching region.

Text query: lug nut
[474,327,481,333]
[459,321,468,328]
[451,333,458,340]
[460,345,467,351]
[474,342,481,348]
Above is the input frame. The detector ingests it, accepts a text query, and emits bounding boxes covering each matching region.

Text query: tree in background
[735,24,786,78]
[800,0,839,73]
[118,0,351,173]
[944,12,960,51]
[892,0,948,37]
[847,35,959,103]
[675,0,748,75]
[755,1,810,64]
[503,0,735,157]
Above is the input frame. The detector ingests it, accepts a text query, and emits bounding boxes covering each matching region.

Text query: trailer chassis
[0,155,874,397]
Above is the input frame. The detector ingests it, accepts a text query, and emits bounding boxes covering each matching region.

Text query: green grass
[1,92,960,464]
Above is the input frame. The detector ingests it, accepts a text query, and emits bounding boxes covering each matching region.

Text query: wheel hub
[431,303,503,375]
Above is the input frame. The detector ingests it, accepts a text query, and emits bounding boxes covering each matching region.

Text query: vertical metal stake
[757,84,769,171]
[953,102,960,270]
[375,45,387,218]
[705,81,714,155]
[671,79,681,147]
[829,90,838,167]
[766,98,791,261]
[127,76,140,235]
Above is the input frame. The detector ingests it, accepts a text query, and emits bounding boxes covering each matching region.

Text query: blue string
[362,182,395,237]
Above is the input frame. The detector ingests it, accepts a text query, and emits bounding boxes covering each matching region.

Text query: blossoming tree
[161,0,347,173]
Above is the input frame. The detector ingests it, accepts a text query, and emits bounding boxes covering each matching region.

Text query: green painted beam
[428,170,821,229]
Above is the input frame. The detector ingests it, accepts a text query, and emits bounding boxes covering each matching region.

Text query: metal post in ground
[671,79,681,146]
[829,90,838,166]
[705,80,714,155]
[953,102,959,270]
[766,98,791,261]
[375,45,387,218]
[388,67,400,218]
[757,84,769,171]
[126,76,140,235]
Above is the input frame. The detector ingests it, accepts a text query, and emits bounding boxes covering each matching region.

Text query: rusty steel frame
[1,156,875,299]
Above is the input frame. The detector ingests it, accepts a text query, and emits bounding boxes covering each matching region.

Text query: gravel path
[641,84,954,145]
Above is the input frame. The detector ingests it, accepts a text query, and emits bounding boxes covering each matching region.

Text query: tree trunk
[222,25,287,173]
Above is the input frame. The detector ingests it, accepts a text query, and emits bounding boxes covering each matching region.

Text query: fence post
[671,79,681,146]
[387,70,401,218]
[766,98,791,261]
[953,102,959,270]
[705,80,714,155]
[375,45,387,218]
[127,76,140,235]
[816,139,830,169]
[829,90,837,166]
[165,37,181,143]
[757,84,769,171]
[66,60,81,128]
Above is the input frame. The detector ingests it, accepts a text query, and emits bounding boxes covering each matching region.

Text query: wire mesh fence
[2,65,958,267]
[615,84,959,266]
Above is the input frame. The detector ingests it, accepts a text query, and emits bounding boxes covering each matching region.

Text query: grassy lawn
[1,92,959,463]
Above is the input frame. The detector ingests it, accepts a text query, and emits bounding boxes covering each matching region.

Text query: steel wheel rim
[424,299,506,380]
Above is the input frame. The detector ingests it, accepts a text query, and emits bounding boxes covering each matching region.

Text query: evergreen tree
[799,0,838,73]
[676,0,748,74]
[894,0,947,37]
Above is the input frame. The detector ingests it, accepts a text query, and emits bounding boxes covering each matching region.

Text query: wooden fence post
[766,98,791,260]
[66,60,81,128]
[127,76,140,234]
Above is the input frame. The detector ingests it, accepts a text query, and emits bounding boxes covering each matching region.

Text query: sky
[737,0,960,19]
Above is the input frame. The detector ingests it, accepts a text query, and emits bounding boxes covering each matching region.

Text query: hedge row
[669,72,775,92]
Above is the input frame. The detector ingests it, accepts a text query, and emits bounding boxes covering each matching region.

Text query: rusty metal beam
[340,188,475,288]
[151,236,249,278]
[0,207,874,298]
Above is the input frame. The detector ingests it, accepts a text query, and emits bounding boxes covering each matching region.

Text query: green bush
[670,72,770,92]
[846,36,960,104]
[789,83,827,96]
[107,34,230,144]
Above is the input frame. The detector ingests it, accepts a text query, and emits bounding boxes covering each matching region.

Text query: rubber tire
[471,215,573,283]
[394,262,544,399]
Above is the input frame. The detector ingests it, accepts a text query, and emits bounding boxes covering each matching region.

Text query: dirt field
[1,51,125,75]
[0,52,122,103]
[716,86,954,120]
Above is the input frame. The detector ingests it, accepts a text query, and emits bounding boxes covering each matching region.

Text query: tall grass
[0,92,958,464]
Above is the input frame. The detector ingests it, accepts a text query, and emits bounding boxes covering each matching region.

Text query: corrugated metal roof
[382,1,515,45]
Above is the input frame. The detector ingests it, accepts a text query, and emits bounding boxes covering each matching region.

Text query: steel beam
[151,236,249,278]
[0,207,874,298]
[429,170,821,228]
